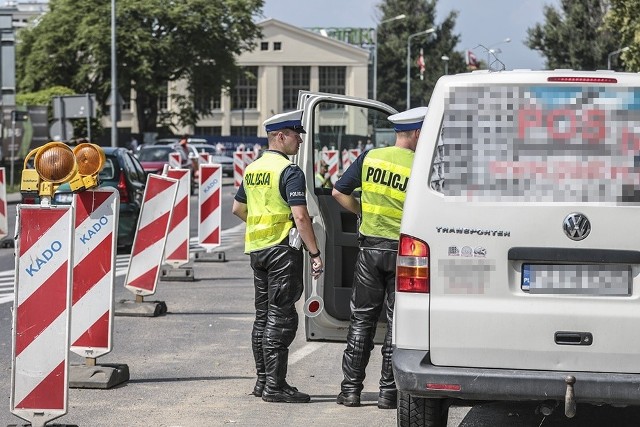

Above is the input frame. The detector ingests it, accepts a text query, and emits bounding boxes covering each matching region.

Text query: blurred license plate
[522,264,631,296]
[53,193,73,204]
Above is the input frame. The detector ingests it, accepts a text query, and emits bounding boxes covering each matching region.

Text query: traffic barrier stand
[321,149,340,184]
[341,148,361,171]
[168,151,181,169]
[198,152,211,165]
[233,150,256,188]
[10,204,74,427]
[115,172,179,317]
[160,168,194,281]
[195,163,226,263]
[68,189,129,389]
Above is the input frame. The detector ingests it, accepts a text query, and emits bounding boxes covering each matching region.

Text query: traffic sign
[49,119,74,141]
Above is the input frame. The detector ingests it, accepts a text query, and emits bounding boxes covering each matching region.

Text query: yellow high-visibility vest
[244,151,294,253]
[360,146,414,240]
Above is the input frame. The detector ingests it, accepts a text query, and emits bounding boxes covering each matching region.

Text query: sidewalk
[6,192,20,204]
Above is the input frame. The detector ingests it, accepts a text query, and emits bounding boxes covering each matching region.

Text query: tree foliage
[605,0,640,71]
[16,86,75,107]
[17,0,263,134]
[525,0,619,70]
[377,0,467,111]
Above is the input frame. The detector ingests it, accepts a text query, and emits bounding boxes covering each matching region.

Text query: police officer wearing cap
[232,109,324,404]
[332,106,428,409]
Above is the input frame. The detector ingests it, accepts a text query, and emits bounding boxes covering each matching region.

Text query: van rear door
[296,91,397,341]
[398,72,640,373]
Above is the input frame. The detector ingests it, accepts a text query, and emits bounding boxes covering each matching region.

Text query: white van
[298,70,640,426]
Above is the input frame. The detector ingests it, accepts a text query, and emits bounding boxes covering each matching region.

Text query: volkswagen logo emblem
[563,213,591,241]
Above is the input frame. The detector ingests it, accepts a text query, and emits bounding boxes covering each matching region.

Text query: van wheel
[397,392,448,427]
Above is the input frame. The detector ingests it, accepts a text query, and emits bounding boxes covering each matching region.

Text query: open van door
[295,91,397,341]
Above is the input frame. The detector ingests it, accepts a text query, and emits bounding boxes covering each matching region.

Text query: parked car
[137,144,198,194]
[136,145,189,174]
[51,147,146,250]
[190,143,234,177]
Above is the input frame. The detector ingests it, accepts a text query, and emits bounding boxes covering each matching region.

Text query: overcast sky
[260,0,561,70]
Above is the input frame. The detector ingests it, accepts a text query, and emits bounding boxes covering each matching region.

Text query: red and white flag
[416,48,426,80]
[466,50,480,70]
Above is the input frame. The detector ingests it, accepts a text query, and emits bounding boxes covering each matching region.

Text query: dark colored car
[52,147,146,250]
[191,144,234,177]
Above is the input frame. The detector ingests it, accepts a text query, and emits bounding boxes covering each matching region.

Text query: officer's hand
[311,256,324,279]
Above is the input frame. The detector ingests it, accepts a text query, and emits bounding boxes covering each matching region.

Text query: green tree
[525,0,619,70]
[377,0,467,110]
[17,0,263,135]
[605,0,639,71]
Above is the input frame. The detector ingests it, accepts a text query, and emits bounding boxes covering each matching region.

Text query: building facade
[118,19,370,140]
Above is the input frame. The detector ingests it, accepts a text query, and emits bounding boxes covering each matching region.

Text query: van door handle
[555,331,593,346]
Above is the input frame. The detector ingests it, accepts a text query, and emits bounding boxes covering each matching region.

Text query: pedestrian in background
[232,109,324,403]
[315,161,332,188]
[332,106,428,409]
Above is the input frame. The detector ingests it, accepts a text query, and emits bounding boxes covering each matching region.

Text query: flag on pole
[417,48,426,80]
[466,50,480,70]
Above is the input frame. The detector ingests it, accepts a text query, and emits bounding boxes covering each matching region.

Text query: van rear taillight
[397,234,429,293]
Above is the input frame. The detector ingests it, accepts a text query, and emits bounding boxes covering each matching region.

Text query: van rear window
[433,85,640,204]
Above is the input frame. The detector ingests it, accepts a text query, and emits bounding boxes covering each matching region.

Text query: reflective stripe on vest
[360,146,414,240]
[244,152,294,253]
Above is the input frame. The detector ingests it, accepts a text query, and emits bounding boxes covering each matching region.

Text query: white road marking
[289,342,324,366]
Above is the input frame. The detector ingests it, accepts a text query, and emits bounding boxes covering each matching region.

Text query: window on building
[231,126,258,137]
[231,66,258,110]
[273,42,282,51]
[121,89,131,111]
[195,126,222,136]
[282,66,310,110]
[158,83,168,111]
[319,66,346,94]
[260,41,269,51]
[319,66,346,110]
[195,91,221,111]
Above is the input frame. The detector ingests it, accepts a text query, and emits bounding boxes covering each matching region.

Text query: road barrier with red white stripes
[199,163,222,251]
[233,150,256,188]
[164,168,191,267]
[124,174,179,296]
[11,204,74,427]
[0,167,7,240]
[198,152,211,165]
[70,189,119,359]
[168,152,182,169]
[341,148,361,171]
[321,149,340,184]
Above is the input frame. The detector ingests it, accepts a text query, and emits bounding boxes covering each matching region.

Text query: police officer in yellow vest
[332,106,428,410]
[232,109,324,404]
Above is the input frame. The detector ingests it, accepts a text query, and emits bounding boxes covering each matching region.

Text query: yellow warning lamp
[73,143,105,190]
[20,142,80,199]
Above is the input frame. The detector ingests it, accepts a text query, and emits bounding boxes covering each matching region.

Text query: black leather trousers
[250,244,303,393]
[341,241,397,396]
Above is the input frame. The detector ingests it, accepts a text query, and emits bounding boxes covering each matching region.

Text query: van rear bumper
[393,348,640,406]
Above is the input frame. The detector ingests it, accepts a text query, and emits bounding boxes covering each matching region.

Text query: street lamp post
[608,46,630,70]
[486,37,511,66]
[441,55,449,75]
[406,28,435,109]
[373,14,406,100]
[110,0,117,147]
